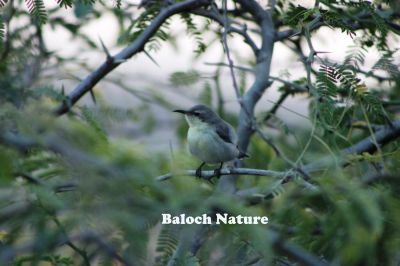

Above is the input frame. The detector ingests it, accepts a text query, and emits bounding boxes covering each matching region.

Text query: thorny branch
[191,8,259,54]
[53,0,212,116]
[234,0,275,153]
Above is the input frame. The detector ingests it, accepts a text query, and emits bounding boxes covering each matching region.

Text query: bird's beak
[173,109,189,114]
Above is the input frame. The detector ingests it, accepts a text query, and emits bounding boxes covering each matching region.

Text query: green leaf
[180,13,208,55]
[0,19,4,42]
[74,1,93,18]
[56,0,73,9]
[25,0,48,24]
[34,86,67,101]
[81,106,108,141]
[155,225,179,266]
[284,4,315,27]
[169,70,200,87]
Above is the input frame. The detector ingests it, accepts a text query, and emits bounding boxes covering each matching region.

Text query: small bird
[174,104,248,180]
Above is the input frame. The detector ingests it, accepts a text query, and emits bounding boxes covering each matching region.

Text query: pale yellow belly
[187,127,238,164]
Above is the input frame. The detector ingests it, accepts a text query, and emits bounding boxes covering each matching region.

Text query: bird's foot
[195,162,206,178]
[213,168,222,179]
[195,167,202,178]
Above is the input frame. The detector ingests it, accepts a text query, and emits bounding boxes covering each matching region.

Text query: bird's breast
[187,125,238,164]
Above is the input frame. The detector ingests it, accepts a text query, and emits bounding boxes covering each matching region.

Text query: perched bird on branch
[174,105,248,180]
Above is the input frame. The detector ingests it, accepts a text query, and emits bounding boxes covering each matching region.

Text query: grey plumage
[174,104,248,178]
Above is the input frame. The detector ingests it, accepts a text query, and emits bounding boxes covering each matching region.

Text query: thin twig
[205,61,255,73]
[191,8,259,54]
[255,127,313,181]
[303,120,400,172]
[269,76,308,92]
[219,1,252,121]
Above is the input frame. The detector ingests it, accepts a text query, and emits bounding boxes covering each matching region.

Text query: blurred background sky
[38,0,397,151]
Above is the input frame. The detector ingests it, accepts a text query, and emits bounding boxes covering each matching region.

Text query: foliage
[0,19,4,41]
[180,13,207,55]
[169,70,201,87]
[1,0,400,265]
[26,0,47,24]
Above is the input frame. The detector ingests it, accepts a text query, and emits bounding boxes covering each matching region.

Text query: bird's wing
[215,121,237,145]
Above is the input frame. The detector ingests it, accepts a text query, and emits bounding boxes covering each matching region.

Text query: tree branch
[156,168,286,181]
[302,120,400,173]
[53,0,212,116]
[191,8,259,54]
[235,120,400,200]
[269,76,308,92]
[205,61,255,73]
[234,0,275,153]
[275,242,329,266]
[269,230,330,266]
[220,0,245,104]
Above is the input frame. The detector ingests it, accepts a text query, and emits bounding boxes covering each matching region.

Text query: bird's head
[173,104,217,127]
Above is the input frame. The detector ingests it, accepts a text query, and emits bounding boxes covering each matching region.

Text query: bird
[173,104,248,180]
